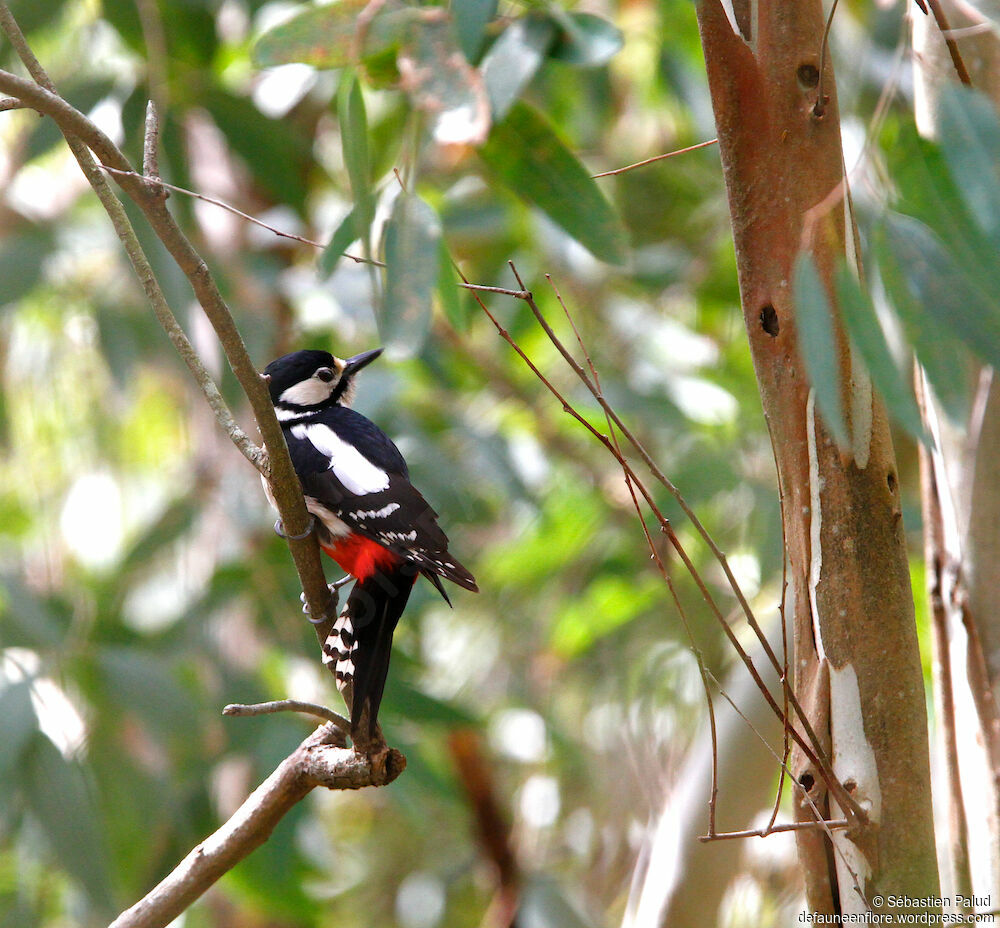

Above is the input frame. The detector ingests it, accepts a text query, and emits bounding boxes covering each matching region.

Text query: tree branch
[107,724,405,928]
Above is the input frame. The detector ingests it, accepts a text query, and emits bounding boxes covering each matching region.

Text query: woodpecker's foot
[274,515,316,541]
[300,578,352,625]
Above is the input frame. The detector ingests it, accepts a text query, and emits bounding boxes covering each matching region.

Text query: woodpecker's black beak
[342,348,383,377]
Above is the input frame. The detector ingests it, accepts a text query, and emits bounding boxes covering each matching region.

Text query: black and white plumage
[262,348,477,738]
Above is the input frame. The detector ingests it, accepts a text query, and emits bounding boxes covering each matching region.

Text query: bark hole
[760,304,780,337]
[887,471,897,493]
[799,772,815,791]
[797,63,820,90]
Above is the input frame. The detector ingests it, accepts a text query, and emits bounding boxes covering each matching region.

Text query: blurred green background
[0,0,945,925]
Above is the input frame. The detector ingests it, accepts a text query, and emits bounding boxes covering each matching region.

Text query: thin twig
[699,819,849,842]
[96,164,384,266]
[924,0,973,86]
[591,138,719,178]
[0,95,28,111]
[812,0,841,118]
[223,699,351,735]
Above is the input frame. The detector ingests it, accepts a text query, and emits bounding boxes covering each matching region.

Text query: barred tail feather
[326,567,415,739]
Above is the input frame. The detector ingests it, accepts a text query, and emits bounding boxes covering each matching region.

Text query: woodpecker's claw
[274,515,316,541]
[299,578,353,624]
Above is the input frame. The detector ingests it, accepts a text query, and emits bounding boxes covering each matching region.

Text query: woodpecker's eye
[316,368,335,383]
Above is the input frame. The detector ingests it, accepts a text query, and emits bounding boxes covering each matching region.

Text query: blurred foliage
[0,0,975,925]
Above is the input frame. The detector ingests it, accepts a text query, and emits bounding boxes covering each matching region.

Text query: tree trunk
[695,0,939,913]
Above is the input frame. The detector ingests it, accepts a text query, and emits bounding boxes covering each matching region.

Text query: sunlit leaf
[793,252,848,446]
[550,575,659,657]
[382,193,442,357]
[935,83,1000,249]
[548,11,624,67]
[399,17,490,145]
[480,15,555,120]
[451,0,498,62]
[833,264,927,445]
[480,102,629,264]
[22,734,114,914]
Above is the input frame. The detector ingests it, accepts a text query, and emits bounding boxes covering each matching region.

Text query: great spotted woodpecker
[262,348,478,738]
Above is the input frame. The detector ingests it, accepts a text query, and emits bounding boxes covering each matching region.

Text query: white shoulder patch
[291,423,390,495]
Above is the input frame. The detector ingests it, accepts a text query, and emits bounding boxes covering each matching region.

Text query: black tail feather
[346,567,415,738]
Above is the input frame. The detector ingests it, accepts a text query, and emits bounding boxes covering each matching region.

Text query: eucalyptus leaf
[382,194,442,357]
[22,734,114,914]
[319,207,359,277]
[480,15,555,120]
[398,17,490,145]
[834,264,927,445]
[873,218,969,424]
[0,681,38,776]
[338,73,374,252]
[548,11,624,68]
[935,84,1000,249]
[480,102,629,264]
[793,252,848,447]
[451,0,498,62]
[252,0,418,69]
[882,212,1000,371]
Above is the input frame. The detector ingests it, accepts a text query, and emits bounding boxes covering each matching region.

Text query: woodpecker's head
[264,348,382,413]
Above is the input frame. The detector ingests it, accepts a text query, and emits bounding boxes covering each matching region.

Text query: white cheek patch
[279,377,335,407]
[291,423,390,495]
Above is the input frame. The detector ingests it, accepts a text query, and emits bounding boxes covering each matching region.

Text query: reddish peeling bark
[695,0,939,912]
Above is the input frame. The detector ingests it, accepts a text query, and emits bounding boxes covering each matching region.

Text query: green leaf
[22,734,114,914]
[873,218,968,423]
[382,193,442,357]
[338,73,374,253]
[437,242,471,331]
[882,212,1000,370]
[0,681,38,776]
[0,225,55,308]
[319,207,359,277]
[793,252,848,446]
[451,0,498,62]
[480,102,629,265]
[548,11,624,68]
[887,123,1000,303]
[481,15,555,120]
[252,0,417,70]
[833,264,927,445]
[97,648,200,737]
[935,84,1000,250]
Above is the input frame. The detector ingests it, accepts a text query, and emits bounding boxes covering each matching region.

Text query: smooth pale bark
[695,0,939,912]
